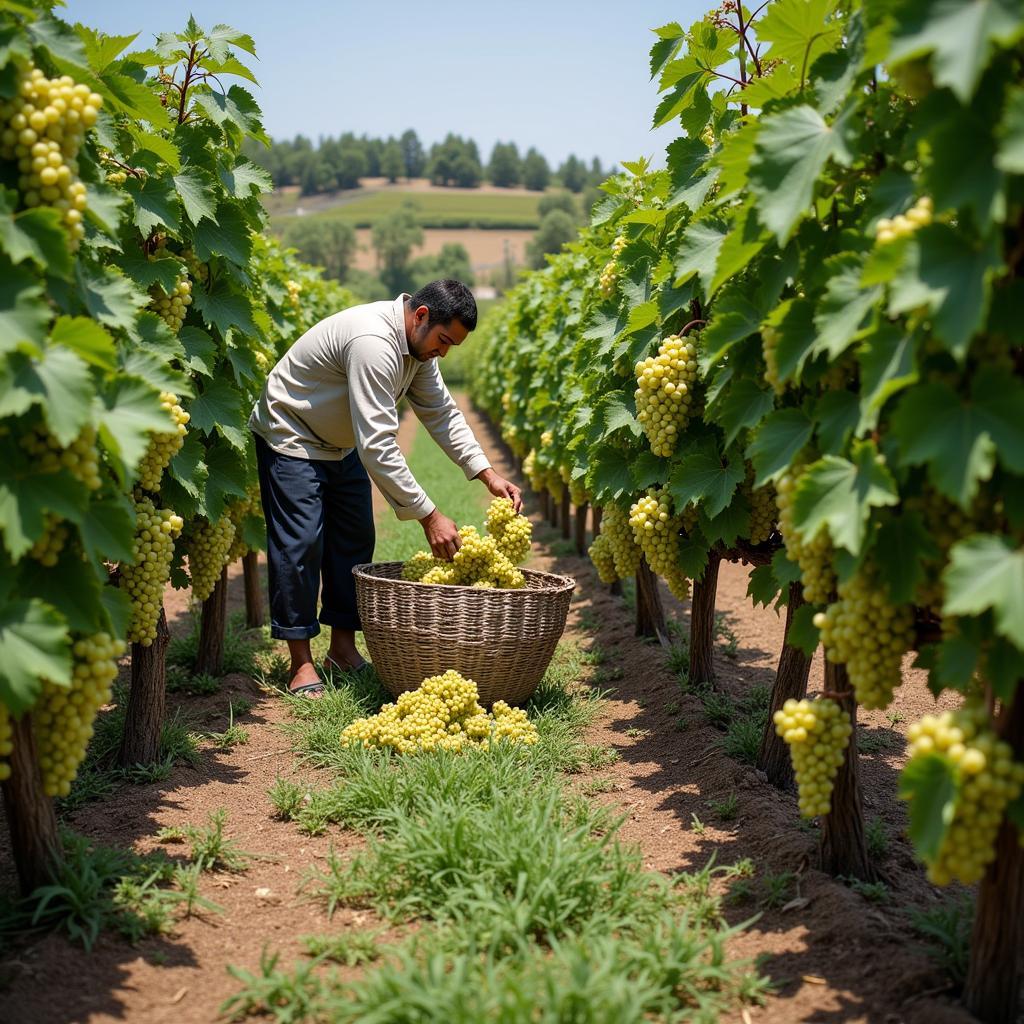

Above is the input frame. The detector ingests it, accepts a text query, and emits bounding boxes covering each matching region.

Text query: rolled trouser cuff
[270,622,322,641]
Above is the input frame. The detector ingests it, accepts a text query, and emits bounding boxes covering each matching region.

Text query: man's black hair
[409,279,477,331]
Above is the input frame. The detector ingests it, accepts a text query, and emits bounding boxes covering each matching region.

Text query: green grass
[271,189,543,230]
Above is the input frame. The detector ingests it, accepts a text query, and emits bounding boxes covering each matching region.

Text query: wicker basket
[352,562,575,706]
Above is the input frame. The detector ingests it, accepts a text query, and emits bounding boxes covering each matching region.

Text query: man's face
[407,305,469,362]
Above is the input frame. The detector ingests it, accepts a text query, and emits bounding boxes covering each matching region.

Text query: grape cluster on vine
[875,196,933,245]
[341,669,538,753]
[34,632,125,797]
[628,488,690,601]
[588,505,641,584]
[905,705,1024,885]
[598,234,627,297]
[635,334,700,457]
[814,562,914,710]
[0,66,101,246]
[22,424,103,491]
[29,513,69,567]
[137,392,189,493]
[775,465,835,604]
[123,497,184,646]
[186,517,236,603]
[774,697,853,817]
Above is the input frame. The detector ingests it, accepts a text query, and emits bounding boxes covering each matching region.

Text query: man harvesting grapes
[249,279,521,695]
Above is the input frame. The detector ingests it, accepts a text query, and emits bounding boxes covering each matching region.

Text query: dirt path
[0,396,974,1024]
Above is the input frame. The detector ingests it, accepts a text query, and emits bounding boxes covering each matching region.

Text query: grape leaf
[0,598,71,713]
[219,160,272,198]
[792,441,899,555]
[887,0,1024,103]
[187,377,248,449]
[715,377,775,446]
[943,535,1024,652]
[812,255,881,359]
[873,510,937,604]
[0,466,89,559]
[814,389,859,455]
[79,495,136,565]
[17,550,108,635]
[856,324,918,433]
[173,168,219,226]
[700,490,750,547]
[668,452,744,519]
[98,377,171,475]
[193,202,253,267]
[0,263,49,357]
[763,297,817,384]
[887,225,1002,360]
[749,104,852,244]
[202,438,250,520]
[899,752,958,863]
[0,193,70,277]
[51,316,117,372]
[891,369,1024,506]
[786,603,821,655]
[748,563,781,609]
[125,172,181,234]
[191,279,256,336]
[677,533,712,578]
[756,0,841,70]
[746,408,814,486]
[673,218,726,296]
[8,346,93,446]
[587,446,636,504]
[76,264,148,331]
[711,203,771,294]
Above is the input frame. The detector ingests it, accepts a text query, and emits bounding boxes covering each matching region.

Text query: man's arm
[407,360,522,511]
[346,340,462,558]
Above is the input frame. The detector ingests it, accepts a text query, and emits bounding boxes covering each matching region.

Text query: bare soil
[0,396,981,1024]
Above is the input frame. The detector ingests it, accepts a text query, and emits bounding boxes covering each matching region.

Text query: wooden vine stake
[818,660,873,881]
[547,489,559,528]
[1,713,61,893]
[574,501,589,556]
[635,556,669,646]
[758,582,812,789]
[688,550,721,688]
[195,567,228,677]
[118,605,169,768]
[963,692,1024,1024]
[242,550,264,629]
[560,489,571,539]
[592,505,603,539]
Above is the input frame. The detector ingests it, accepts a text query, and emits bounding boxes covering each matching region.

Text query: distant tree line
[244,129,610,197]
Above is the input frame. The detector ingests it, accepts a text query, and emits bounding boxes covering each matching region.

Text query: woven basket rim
[352,561,575,596]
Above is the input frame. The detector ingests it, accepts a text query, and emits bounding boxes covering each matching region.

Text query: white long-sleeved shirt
[248,295,490,520]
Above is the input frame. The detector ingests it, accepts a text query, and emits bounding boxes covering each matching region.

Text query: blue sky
[60,0,709,169]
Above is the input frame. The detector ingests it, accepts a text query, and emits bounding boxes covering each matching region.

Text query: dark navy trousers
[254,434,375,640]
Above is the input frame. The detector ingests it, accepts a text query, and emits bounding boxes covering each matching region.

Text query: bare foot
[288,661,322,693]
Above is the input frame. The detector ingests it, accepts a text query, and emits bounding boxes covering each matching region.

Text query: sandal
[288,679,326,698]
[324,655,373,677]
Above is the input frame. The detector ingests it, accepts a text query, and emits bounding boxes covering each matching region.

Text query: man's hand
[419,508,461,560]
[476,468,523,513]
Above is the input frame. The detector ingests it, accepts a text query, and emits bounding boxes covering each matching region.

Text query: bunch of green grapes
[634,335,700,457]
[762,326,783,395]
[598,234,627,298]
[742,468,776,545]
[905,705,1024,885]
[341,669,538,753]
[0,703,13,782]
[149,270,192,333]
[181,246,209,284]
[29,513,69,567]
[0,66,102,247]
[286,279,301,309]
[569,477,588,507]
[34,632,125,797]
[775,464,834,604]
[523,450,545,492]
[123,497,184,645]
[590,504,642,583]
[450,526,500,583]
[875,196,933,245]
[137,392,189,492]
[628,488,690,601]
[486,497,532,562]
[402,551,444,581]
[226,487,261,563]
[813,562,914,710]
[588,532,618,584]
[773,697,853,817]
[422,564,457,585]
[185,516,236,603]
[106,168,127,185]
[21,423,103,491]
